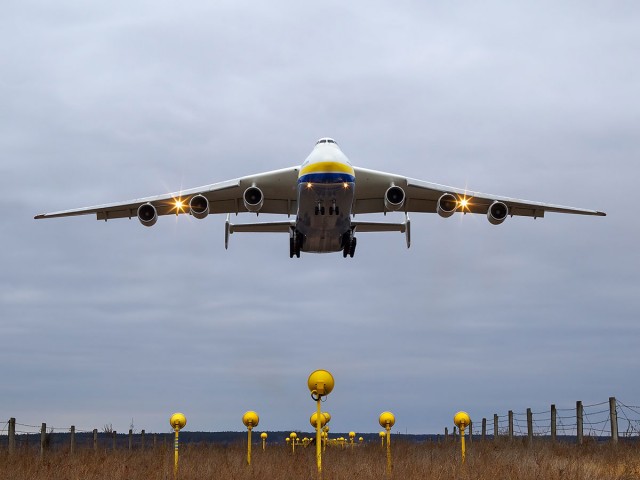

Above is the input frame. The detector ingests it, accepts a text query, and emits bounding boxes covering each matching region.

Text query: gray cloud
[1,0,638,435]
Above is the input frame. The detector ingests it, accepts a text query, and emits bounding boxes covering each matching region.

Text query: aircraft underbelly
[296,183,354,253]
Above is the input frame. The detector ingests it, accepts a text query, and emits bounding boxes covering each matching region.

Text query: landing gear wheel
[290,230,302,258]
[342,231,356,258]
[348,237,357,258]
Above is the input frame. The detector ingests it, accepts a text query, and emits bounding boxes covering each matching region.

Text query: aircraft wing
[352,167,606,218]
[34,167,300,220]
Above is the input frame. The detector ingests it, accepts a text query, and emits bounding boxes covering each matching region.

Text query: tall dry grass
[2,440,640,479]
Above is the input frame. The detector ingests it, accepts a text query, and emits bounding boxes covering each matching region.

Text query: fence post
[527,409,533,446]
[112,431,117,451]
[469,421,473,444]
[70,426,75,454]
[482,418,486,441]
[551,404,556,443]
[93,429,98,452]
[8,418,16,455]
[128,429,133,451]
[576,401,583,445]
[153,434,157,449]
[444,427,448,442]
[40,423,46,461]
[508,411,513,441]
[609,397,618,444]
[493,414,498,441]
[141,429,145,450]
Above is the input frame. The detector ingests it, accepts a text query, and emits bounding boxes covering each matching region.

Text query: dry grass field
[2,440,640,479]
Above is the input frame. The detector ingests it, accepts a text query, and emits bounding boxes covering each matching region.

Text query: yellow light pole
[379,431,385,447]
[261,432,267,451]
[289,432,297,454]
[242,411,259,466]
[379,412,395,477]
[169,413,186,479]
[321,413,331,453]
[454,411,471,464]
[310,412,327,449]
[349,431,355,449]
[308,369,334,477]
[359,437,364,444]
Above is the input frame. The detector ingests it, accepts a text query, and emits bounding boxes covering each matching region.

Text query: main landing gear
[289,229,303,258]
[342,230,357,258]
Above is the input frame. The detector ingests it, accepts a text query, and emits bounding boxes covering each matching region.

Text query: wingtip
[597,211,607,217]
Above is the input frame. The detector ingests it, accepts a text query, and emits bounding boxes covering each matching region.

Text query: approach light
[454,411,471,464]
[343,182,349,189]
[307,182,313,189]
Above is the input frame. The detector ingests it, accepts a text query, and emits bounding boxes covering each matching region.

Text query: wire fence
[465,397,638,442]
[0,417,172,455]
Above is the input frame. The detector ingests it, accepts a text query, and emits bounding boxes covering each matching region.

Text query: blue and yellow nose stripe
[298,161,355,184]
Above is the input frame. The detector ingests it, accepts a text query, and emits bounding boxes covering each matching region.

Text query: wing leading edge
[352,167,606,218]
[35,164,605,225]
[34,167,300,221]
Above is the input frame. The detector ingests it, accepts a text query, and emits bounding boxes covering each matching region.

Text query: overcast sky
[1,1,638,436]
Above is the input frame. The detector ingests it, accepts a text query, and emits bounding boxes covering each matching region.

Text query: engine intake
[384,186,405,211]
[243,186,264,212]
[189,194,209,219]
[437,193,458,218]
[137,203,157,227]
[487,201,508,225]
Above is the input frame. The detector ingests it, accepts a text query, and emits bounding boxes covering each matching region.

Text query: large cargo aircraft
[35,138,605,258]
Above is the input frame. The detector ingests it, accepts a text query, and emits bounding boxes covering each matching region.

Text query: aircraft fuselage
[295,138,355,254]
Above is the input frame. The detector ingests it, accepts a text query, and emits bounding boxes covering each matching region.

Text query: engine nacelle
[137,203,157,227]
[437,193,458,218]
[243,186,264,212]
[189,194,209,219]
[384,186,405,211]
[487,201,509,225]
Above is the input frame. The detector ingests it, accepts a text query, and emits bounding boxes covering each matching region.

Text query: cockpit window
[316,138,338,145]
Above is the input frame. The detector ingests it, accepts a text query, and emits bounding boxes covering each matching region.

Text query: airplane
[35,137,605,258]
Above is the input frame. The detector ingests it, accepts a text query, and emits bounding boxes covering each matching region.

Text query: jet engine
[384,186,405,211]
[437,193,458,218]
[243,186,264,212]
[189,194,209,219]
[137,203,157,227]
[487,201,509,225]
